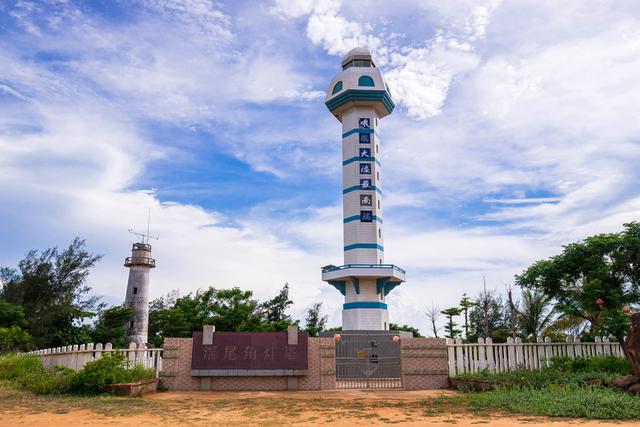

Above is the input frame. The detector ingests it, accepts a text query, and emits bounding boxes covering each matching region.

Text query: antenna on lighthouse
[128,208,159,244]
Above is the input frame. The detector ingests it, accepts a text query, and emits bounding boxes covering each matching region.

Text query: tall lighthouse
[322,47,405,331]
[124,241,155,346]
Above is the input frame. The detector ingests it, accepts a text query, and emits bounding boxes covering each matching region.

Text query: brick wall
[161,338,200,391]
[401,338,449,390]
[161,336,335,391]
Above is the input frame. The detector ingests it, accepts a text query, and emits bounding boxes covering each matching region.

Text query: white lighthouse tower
[322,47,405,331]
[124,235,156,346]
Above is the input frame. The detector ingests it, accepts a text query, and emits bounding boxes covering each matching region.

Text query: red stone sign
[191,331,308,371]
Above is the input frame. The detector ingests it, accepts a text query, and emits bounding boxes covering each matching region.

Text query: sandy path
[1,390,639,426]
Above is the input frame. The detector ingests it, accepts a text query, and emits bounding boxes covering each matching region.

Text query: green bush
[126,363,155,382]
[0,326,33,352]
[0,352,154,395]
[71,352,155,394]
[550,356,631,375]
[467,385,640,419]
[458,368,615,389]
[17,365,76,395]
[0,354,42,380]
[0,354,76,394]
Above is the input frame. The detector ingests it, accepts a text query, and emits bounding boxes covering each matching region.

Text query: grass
[448,355,640,420]
[466,385,640,420]
[455,355,632,390]
[0,353,155,395]
[455,368,617,389]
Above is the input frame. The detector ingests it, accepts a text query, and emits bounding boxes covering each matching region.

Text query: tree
[515,222,640,356]
[304,302,327,337]
[0,238,102,348]
[91,305,134,348]
[440,307,463,339]
[459,293,475,341]
[259,283,294,331]
[505,284,519,339]
[0,326,32,352]
[515,289,555,341]
[0,300,28,329]
[389,323,423,337]
[0,300,32,352]
[425,303,441,338]
[468,288,509,341]
[148,290,181,347]
[209,287,268,332]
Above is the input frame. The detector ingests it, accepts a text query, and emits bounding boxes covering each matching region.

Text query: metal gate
[334,331,402,389]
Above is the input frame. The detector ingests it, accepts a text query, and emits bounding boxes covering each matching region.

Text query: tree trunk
[625,313,640,376]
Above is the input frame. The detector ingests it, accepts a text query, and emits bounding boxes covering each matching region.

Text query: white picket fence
[26,342,163,377]
[446,336,624,377]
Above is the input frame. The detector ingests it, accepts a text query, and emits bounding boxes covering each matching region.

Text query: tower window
[376,172,379,180]
[129,321,134,328]
[379,229,382,238]
[358,76,375,87]
[133,287,138,295]
[332,81,343,95]
[378,200,381,209]
[342,59,374,70]
[376,144,379,154]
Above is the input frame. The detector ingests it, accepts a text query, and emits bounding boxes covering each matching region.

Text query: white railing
[446,336,624,377]
[25,342,163,377]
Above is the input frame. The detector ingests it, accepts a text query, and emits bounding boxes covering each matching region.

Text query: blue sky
[1,0,639,334]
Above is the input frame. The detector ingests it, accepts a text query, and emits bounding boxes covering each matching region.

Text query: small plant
[456,367,617,389]
[0,354,76,395]
[71,352,155,394]
[0,354,42,380]
[17,365,76,395]
[550,356,631,375]
[467,385,640,419]
[72,352,129,394]
[0,352,154,395]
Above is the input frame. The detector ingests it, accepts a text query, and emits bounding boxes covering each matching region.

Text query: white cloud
[2,0,640,337]
[274,0,502,119]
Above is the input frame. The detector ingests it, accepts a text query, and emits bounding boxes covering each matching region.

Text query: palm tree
[515,290,555,341]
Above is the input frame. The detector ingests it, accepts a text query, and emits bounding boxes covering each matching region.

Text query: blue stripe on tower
[342,128,380,138]
[344,243,384,251]
[343,215,383,224]
[343,302,388,310]
[342,156,381,166]
[343,186,383,195]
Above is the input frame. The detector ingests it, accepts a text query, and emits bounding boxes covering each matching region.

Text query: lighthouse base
[343,303,389,330]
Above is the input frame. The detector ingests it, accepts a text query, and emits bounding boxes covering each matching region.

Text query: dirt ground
[1,389,639,426]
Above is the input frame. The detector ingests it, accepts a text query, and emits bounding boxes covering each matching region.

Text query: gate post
[319,336,336,390]
[401,337,449,390]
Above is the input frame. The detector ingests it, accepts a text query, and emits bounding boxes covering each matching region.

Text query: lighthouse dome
[341,47,375,69]
[326,46,394,120]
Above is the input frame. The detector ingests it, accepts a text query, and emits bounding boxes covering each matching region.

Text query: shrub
[0,326,33,352]
[0,352,155,395]
[17,365,76,395]
[0,354,76,395]
[551,356,631,375]
[467,385,640,419]
[126,363,155,382]
[71,352,129,394]
[71,352,155,394]
[0,354,42,380]
[456,367,617,389]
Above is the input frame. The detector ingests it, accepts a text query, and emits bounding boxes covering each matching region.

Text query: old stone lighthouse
[124,241,155,345]
[321,47,406,331]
